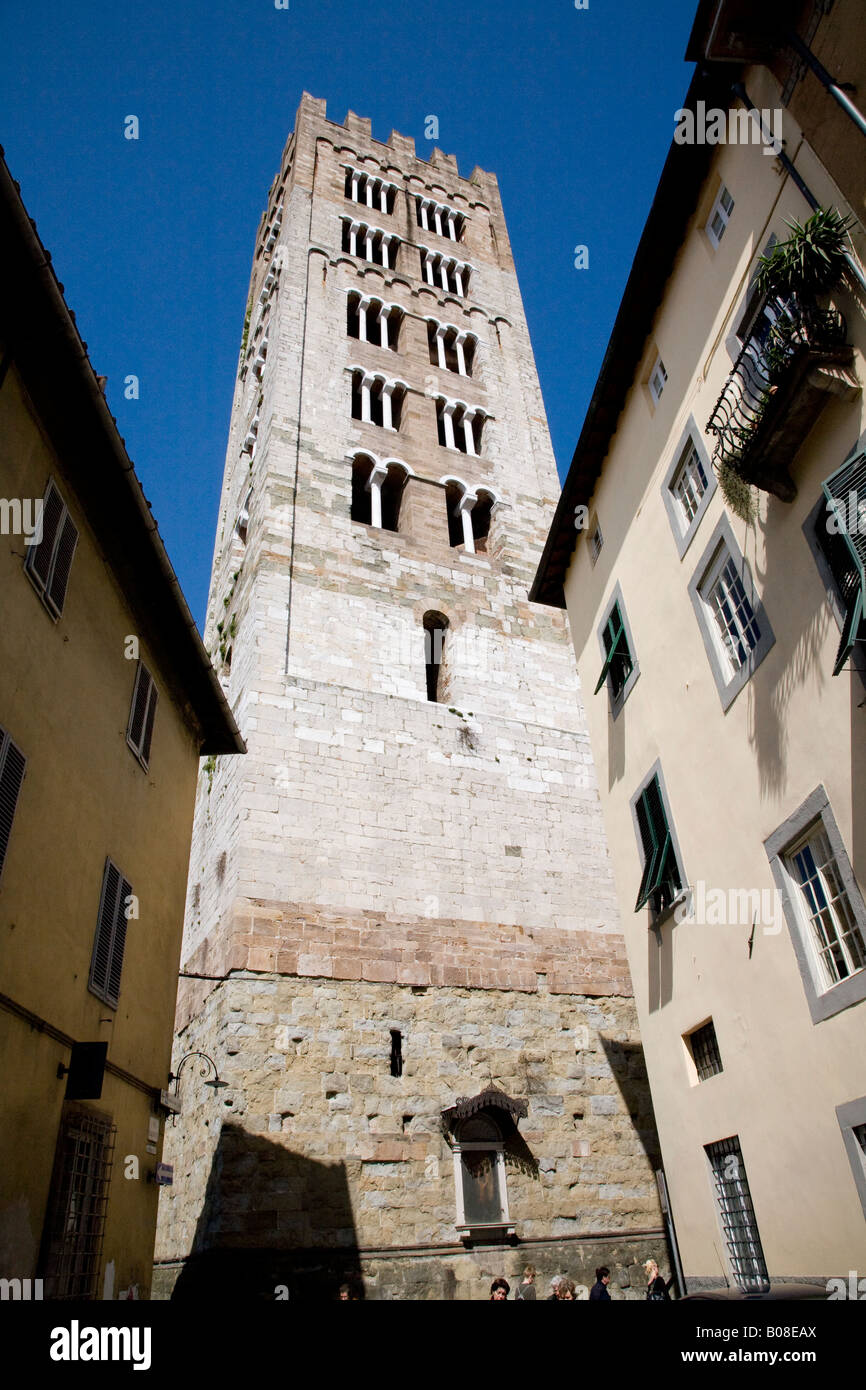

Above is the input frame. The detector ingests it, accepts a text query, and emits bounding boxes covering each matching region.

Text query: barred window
[705,1136,769,1293]
[40,1107,116,1299]
[687,1020,723,1081]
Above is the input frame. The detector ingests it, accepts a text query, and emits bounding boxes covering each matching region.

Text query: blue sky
[1,0,698,627]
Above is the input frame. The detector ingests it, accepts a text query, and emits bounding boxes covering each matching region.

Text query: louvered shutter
[90,860,122,1000]
[106,873,132,1005]
[0,730,26,882]
[594,603,632,696]
[635,776,680,912]
[141,681,158,765]
[822,453,866,676]
[127,663,157,766]
[46,513,79,615]
[26,482,64,587]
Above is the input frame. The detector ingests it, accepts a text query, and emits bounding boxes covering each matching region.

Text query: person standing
[514,1264,537,1300]
[644,1259,675,1300]
[589,1266,612,1300]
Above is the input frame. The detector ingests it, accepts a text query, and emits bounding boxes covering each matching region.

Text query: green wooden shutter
[822,452,866,676]
[0,729,26,882]
[635,775,680,912]
[594,603,632,695]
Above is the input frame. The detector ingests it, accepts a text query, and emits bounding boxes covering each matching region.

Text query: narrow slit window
[389,1030,403,1077]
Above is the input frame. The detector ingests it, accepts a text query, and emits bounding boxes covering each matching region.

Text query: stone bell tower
[154,93,666,1301]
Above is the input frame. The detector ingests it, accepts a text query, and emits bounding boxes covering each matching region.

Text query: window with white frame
[672,442,709,529]
[350,371,407,430]
[699,544,762,678]
[689,518,775,710]
[765,787,866,1025]
[648,355,667,405]
[784,822,866,992]
[706,183,735,248]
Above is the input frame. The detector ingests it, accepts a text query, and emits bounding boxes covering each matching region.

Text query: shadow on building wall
[171,1124,362,1301]
[598,1035,663,1169]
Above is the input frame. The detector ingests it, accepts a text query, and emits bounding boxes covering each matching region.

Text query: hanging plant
[717,461,758,525]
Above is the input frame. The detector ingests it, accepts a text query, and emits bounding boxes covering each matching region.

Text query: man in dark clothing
[589,1266,612,1301]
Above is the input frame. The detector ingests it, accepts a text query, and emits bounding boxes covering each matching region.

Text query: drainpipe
[656,1170,686,1299]
[785,30,866,141]
[732,82,866,295]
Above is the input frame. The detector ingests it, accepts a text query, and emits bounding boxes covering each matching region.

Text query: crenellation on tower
[155,94,666,1301]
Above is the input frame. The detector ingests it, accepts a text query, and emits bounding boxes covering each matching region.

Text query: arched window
[427,321,475,376]
[423,611,449,702]
[350,454,410,532]
[435,398,485,455]
[347,293,403,351]
[351,371,406,430]
[441,478,500,554]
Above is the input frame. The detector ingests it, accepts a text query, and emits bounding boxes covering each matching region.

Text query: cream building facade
[533,2,866,1290]
[0,152,243,1300]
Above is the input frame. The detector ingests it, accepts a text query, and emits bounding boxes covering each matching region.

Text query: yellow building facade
[533,5,866,1290]
[0,152,243,1299]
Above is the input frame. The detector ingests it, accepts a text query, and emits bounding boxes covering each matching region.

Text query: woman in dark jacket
[644,1259,674,1300]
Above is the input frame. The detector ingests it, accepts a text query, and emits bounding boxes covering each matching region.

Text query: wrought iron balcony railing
[706,295,851,499]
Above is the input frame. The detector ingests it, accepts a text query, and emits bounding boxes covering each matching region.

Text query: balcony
[706,296,857,502]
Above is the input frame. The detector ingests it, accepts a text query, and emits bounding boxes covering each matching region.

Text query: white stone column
[366,462,388,529]
[351,173,359,202]
[379,305,389,349]
[461,408,477,456]
[434,206,444,237]
[458,494,476,553]
[455,333,468,376]
[447,212,457,240]
[381,383,395,431]
[420,199,430,231]
[379,182,388,214]
[358,297,370,343]
[360,374,372,423]
[442,402,456,450]
[453,264,465,297]
[382,234,395,269]
[435,326,447,370]
[365,227,374,261]
[366,177,374,208]
[423,252,435,286]
[349,222,359,256]
[439,258,449,292]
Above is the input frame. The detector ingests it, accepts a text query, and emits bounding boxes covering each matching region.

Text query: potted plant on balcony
[710,206,856,518]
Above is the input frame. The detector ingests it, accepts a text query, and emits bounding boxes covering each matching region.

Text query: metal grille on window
[787,824,866,989]
[40,1110,116,1299]
[672,443,708,526]
[707,556,761,672]
[690,1020,723,1081]
[705,1136,769,1293]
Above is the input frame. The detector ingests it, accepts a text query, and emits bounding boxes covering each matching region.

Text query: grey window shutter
[0,730,26,882]
[47,513,79,615]
[141,682,158,765]
[26,483,64,587]
[89,859,131,1007]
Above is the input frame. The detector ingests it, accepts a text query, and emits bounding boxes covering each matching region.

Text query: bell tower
[154,93,666,1301]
